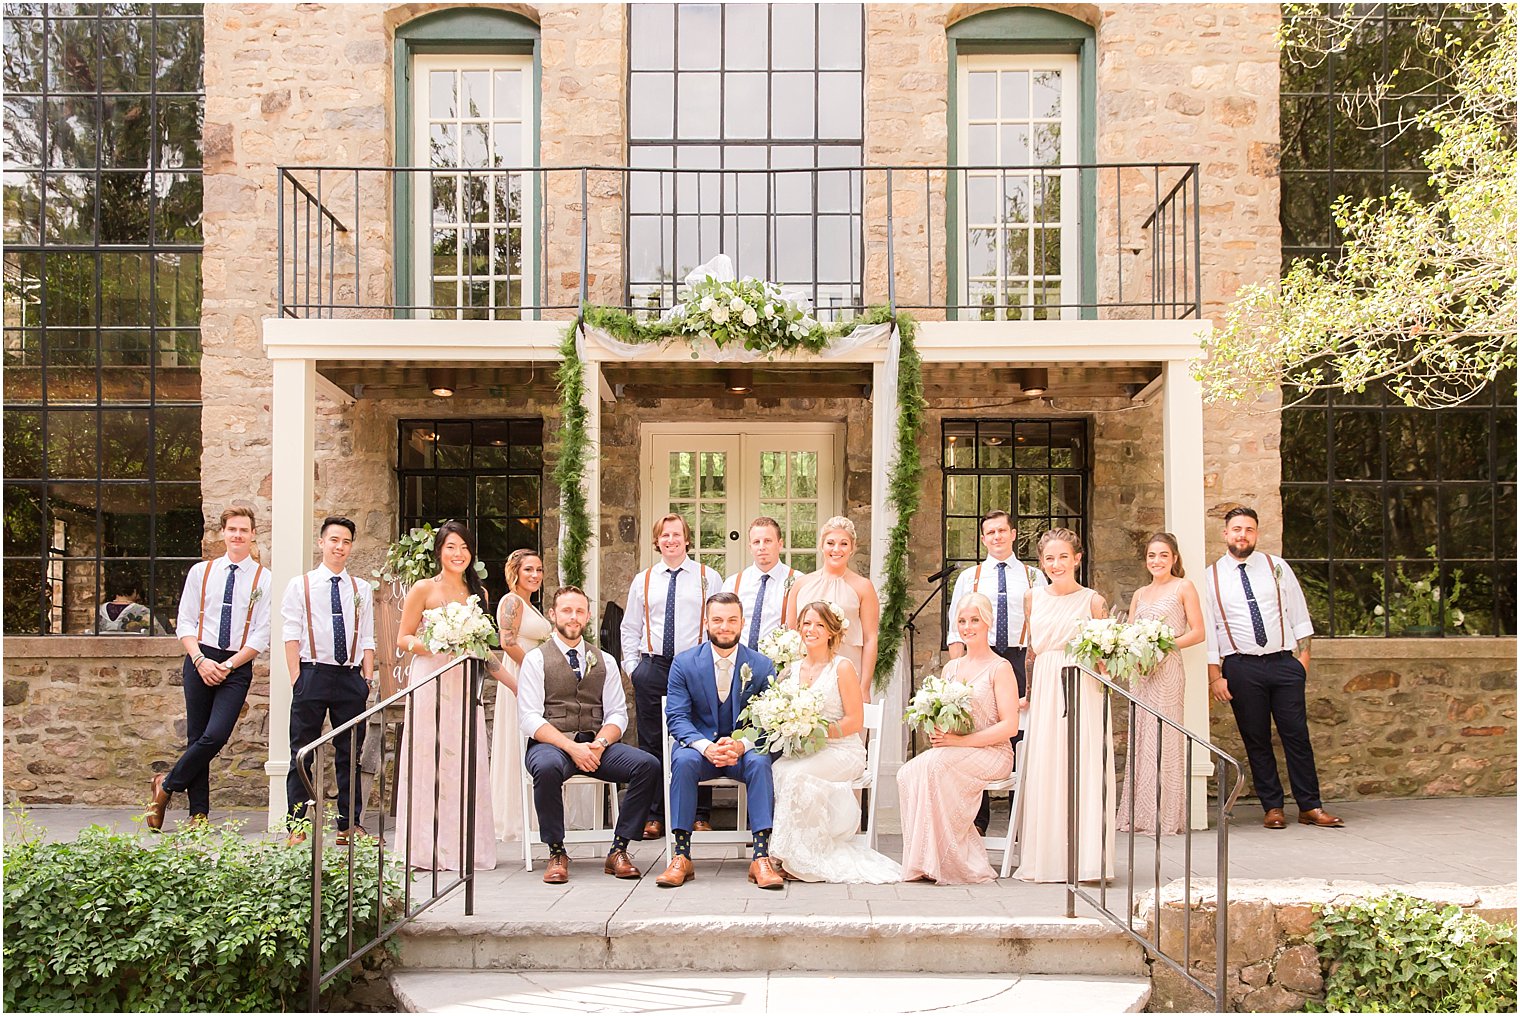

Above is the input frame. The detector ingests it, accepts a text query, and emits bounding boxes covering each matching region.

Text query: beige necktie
[715,656,733,702]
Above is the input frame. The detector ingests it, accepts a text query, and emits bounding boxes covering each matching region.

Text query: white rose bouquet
[669,275,824,357]
[734,680,829,757]
[419,595,500,660]
[1068,617,1176,683]
[903,674,975,735]
[757,627,805,671]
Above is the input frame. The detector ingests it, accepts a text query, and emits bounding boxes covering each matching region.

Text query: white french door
[956,53,1081,321]
[643,424,844,577]
[411,53,535,319]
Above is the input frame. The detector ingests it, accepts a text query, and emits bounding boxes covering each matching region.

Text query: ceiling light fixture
[724,368,753,394]
[1017,367,1049,397]
[427,369,456,398]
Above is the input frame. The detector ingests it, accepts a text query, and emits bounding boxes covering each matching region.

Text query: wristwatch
[592,736,611,749]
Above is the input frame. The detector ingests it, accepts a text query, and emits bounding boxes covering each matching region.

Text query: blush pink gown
[896,657,1015,884]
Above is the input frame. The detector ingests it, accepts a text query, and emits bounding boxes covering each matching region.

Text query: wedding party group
[145,501,1343,890]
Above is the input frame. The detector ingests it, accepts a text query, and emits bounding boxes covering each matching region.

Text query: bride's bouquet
[734,680,829,757]
[1068,617,1176,683]
[903,674,975,735]
[419,595,500,659]
[757,627,805,671]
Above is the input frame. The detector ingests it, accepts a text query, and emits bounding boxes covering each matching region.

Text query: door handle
[729,530,740,541]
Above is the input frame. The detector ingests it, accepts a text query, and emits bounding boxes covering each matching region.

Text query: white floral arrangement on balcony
[664,255,825,357]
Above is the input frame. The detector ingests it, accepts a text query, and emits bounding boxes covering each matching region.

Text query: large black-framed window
[3,4,204,635]
[1278,6,1515,637]
[397,418,544,598]
[626,3,865,315]
[941,418,1090,608]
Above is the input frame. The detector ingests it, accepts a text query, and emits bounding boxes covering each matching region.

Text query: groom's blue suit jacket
[665,642,776,751]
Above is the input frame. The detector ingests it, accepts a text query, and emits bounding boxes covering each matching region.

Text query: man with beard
[656,592,783,889]
[517,585,662,884]
[1205,506,1344,830]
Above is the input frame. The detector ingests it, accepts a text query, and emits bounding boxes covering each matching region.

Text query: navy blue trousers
[164,644,251,818]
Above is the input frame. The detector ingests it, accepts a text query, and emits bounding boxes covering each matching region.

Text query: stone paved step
[391,969,1152,1014]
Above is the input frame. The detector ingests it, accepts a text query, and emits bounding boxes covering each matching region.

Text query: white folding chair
[519,752,620,872]
[848,702,885,849]
[982,711,1030,879]
[661,695,751,859]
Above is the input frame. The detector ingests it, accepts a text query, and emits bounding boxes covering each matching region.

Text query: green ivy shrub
[1309,892,1517,1013]
[3,818,404,1012]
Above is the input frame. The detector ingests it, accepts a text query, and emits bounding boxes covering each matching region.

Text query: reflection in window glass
[627,4,864,317]
[2,6,204,634]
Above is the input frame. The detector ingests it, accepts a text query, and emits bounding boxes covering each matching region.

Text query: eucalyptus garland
[554,304,926,692]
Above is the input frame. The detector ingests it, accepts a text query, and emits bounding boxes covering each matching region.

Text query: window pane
[630,3,675,70]
[630,73,675,140]
[677,4,720,70]
[817,5,861,69]
[677,72,720,138]
[724,5,769,70]
[771,4,815,69]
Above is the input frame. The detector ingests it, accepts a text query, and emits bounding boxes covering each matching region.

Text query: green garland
[554,304,926,692]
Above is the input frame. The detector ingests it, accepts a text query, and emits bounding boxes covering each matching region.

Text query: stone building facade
[3,3,1513,814]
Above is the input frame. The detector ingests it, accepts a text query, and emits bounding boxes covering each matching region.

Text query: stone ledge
[5,636,185,660]
[1312,636,1517,662]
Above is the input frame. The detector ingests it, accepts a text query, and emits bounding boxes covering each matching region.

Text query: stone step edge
[399,914,1135,941]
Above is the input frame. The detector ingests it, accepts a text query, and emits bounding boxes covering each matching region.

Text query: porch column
[869,347,907,828]
[266,356,316,831]
[1161,358,1212,830]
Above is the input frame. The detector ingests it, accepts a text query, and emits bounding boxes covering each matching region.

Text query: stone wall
[1142,880,1518,1012]
[3,637,270,808]
[1208,638,1519,804]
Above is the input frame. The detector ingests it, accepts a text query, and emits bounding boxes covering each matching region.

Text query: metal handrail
[293,653,486,1011]
[1061,661,1246,1011]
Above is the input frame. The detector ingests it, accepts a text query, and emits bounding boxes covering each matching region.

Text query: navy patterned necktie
[567,647,582,681]
[331,575,349,665]
[1238,563,1269,647]
[747,572,770,649]
[662,568,679,658]
[218,563,237,649]
[994,562,1009,652]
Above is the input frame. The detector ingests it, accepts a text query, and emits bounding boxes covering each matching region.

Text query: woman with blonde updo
[769,602,901,884]
[784,516,879,700]
[1013,528,1115,883]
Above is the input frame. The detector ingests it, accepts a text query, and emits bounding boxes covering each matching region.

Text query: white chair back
[850,701,885,848]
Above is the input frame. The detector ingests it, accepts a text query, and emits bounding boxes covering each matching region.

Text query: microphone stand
[903,569,956,698]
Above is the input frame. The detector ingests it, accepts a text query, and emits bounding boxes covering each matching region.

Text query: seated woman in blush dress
[896,593,1020,885]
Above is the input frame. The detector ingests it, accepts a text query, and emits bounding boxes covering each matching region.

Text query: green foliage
[1367,551,1479,635]
[1200,5,1516,409]
[374,522,488,587]
[873,309,925,692]
[1309,892,1517,1013]
[553,322,592,591]
[3,818,404,1013]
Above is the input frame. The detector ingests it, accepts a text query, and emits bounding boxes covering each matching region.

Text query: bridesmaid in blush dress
[1013,527,1115,884]
[1117,533,1206,836]
[896,593,1020,885]
[394,522,510,871]
[784,516,879,700]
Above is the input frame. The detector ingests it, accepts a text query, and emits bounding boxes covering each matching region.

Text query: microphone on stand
[924,562,957,584]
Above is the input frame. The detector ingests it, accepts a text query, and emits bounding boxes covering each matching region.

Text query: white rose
[712,305,729,324]
[729,296,746,314]
[1373,605,1385,616]
[742,306,759,327]
[763,303,776,318]
[700,296,715,313]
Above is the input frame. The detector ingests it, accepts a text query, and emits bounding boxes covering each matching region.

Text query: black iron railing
[293,654,485,1011]
[276,162,1201,322]
[1060,661,1246,1011]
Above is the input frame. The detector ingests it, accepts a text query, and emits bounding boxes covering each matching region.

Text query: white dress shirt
[1203,552,1315,664]
[279,564,377,665]
[175,554,274,653]
[620,556,724,674]
[946,554,1047,648]
[517,633,627,738]
[726,561,796,648]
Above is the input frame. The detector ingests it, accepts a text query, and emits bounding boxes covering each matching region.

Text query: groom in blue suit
[656,591,783,889]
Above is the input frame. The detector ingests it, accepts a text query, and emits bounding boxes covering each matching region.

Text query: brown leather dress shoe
[748,856,785,890]
[146,773,170,832]
[286,830,308,847]
[543,852,571,884]
[336,825,384,847]
[642,820,664,840]
[692,819,714,832]
[1298,807,1344,828]
[1262,808,1287,829]
[604,848,641,879]
[655,855,696,888]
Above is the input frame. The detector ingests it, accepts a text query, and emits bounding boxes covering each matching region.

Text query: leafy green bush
[3,817,404,1012]
[1309,891,1517,1013]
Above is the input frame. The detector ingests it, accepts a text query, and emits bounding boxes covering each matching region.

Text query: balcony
[275,162,1200,323]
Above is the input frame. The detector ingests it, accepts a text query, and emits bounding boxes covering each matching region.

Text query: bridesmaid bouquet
[758,627,805,670]
[1068,617,1177,683]
[734,681,829,757]
[903,675,975,735]
[419,596,501,660]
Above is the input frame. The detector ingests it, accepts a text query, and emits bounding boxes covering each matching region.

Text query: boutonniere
[782,568,796,596]
[1272,561,1283,581]
[739,662,754,692]
[584,650,599,676]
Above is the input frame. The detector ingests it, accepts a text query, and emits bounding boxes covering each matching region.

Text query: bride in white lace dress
[770,601,902,884]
